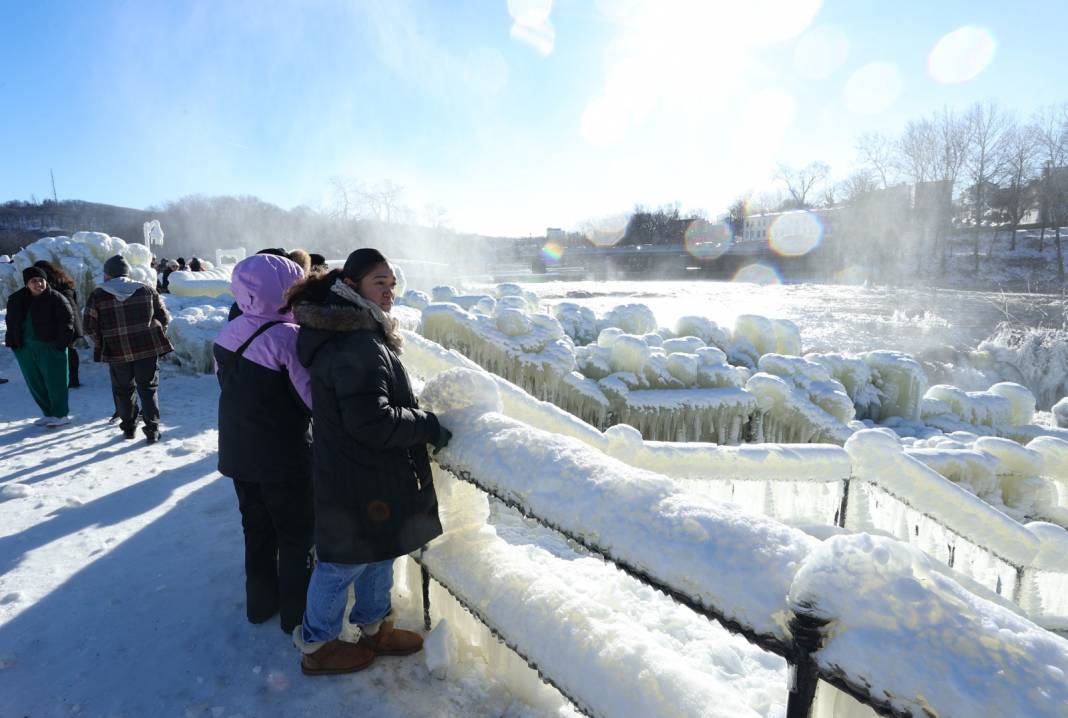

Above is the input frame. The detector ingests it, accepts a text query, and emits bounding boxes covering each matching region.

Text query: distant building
[546,227,564,240]
[741,208,838,245]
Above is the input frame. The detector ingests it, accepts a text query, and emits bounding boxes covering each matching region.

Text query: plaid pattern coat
[83,284,173,363]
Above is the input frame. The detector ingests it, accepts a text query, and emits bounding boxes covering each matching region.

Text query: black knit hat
[342,248,389,283]
[104,255,131,278]
[22,266,47,284]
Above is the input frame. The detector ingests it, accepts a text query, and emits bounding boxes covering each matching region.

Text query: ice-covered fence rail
[419,370,1068,718]
[845,430,1043,607]
[403,330,1068,628]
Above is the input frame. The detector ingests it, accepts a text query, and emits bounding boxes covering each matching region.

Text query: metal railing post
[422,564,432,632]
[786,609,829,718]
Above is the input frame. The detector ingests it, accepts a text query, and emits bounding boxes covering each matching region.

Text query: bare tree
[725,196,748,238]
[775,161,830,209]
[963,101,1010,272]
[1034,103,1068,259]
[837,169,880,204]
[856,132,896,189]
[991,120,1040,252]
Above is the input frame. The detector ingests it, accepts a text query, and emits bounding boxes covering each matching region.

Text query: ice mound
[979,323,1068,410]
[0,232,157,309]
[164,297,231,373]
[598,303,657,335]
[421,367,503,425]
[165,267,233,298]
[419,302,576,403]
[862,351,927,421]
[552,302,598,345]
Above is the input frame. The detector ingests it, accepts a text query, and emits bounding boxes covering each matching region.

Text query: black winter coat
[214,334,312,485]
[56,286,84,339]
[295,296,442,564]
[4,287,75,349]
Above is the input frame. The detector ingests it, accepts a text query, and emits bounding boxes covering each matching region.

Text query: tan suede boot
[301,639,376,675]
[358,619,423,656]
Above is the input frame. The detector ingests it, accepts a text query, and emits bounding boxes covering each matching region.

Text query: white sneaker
[45,416,71,427]
[34,417,52,426]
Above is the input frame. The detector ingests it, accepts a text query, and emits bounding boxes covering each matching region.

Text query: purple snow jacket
[214,255,313,483]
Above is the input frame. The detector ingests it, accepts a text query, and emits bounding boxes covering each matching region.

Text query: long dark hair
[34,260,76,293]
[280,268,344,313]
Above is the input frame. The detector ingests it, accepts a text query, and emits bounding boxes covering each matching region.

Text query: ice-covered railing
[410,368,1068,718]
[401,330,1068,632]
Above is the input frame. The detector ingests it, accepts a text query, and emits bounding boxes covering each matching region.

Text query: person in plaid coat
[83,255,173,443]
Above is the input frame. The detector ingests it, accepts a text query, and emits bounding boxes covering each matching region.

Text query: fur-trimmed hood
[294,297,403,368]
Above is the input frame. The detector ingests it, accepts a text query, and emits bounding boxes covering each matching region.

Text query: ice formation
[598,303,657,335]
[418,301,577,402]
[164,296,231,373]
[861,351,927,421]
[979,323,1068,410]
[552,302,598,345]
[0,232,156,309]
[165,267,233,298]
[1054,397,1068,428]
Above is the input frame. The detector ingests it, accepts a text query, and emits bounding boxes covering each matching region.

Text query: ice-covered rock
[862,351,927,421]
[674,316,730,350]
[166,268,233,298]
[1054,397,1068,428]
[552,302,598,345]
[599,303,657,335]
[399,290,430,310]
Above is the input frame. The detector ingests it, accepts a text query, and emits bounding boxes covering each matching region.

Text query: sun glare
[928,26,996,84]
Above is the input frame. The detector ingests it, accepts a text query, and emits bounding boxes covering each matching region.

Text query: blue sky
[1,0,1065,236]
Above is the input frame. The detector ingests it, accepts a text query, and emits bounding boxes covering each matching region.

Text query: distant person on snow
[284,247,451,675]
[176,257,187,271]
[189,257,203,272]
[34,260,84,388]
[214,254,315,635]
[4,266,75,426]
[308,253,328,274]
[83,255,173,443]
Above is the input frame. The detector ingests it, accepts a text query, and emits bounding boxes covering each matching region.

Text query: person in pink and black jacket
[213,253,314,634]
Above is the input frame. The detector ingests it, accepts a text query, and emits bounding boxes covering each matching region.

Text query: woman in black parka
[285,248,451,676]
[34,261,84,387]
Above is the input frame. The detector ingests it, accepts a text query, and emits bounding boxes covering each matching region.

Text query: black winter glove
[432,426,453,455]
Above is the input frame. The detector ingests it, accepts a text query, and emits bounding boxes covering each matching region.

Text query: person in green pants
[5,266,75,427]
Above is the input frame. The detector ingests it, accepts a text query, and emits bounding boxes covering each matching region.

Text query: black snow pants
[231,477,315,633]
[109,356,160,433]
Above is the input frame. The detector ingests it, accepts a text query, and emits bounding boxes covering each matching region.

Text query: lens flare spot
[732,263,782,285]
[768,211,823,257]
[842,62,901,115]
[928,26,996,84]
[541,241,564,262]
[684,220,732,260]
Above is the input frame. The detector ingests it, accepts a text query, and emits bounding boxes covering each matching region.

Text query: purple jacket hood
[231,254,303,320]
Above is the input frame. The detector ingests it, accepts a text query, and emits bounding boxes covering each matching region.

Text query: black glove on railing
[432,426,453,455]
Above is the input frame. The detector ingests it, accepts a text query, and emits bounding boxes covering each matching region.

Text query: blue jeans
[301,559,394,644]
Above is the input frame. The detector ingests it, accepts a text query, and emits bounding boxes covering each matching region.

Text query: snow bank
[425,369,816,640]
[790,533,1068,718]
